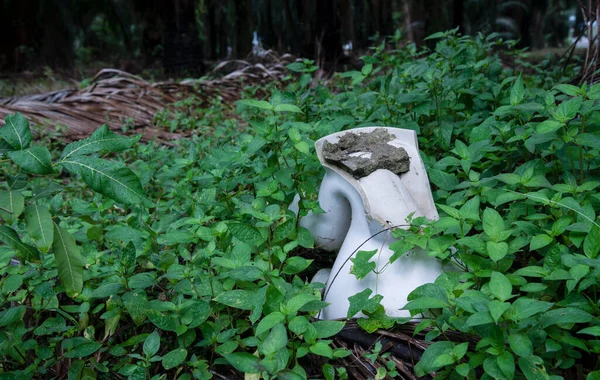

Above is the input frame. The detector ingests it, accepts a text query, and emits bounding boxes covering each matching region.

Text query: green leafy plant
[1,29,599,380]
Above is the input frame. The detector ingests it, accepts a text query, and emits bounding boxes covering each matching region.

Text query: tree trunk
[315,0,343,62]
[453,0,464,33]
[234,0,253,58]
[406,0,426,46]
[38,0,76,68]
[340,0,355,47]
[530,0,548,49]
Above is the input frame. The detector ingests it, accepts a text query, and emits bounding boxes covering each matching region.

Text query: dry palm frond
[0,53,296,143]
[292,319,477,380]
[577,0,600,84]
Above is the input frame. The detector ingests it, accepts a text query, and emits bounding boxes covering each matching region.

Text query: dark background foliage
[0,0,582,74]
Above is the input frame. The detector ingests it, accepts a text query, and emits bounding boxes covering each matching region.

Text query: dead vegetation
[0,52,295,143]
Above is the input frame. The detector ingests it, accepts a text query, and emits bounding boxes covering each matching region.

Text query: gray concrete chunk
[321,129,410,178]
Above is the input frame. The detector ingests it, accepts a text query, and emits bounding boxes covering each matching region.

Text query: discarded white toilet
[299,127,444,320]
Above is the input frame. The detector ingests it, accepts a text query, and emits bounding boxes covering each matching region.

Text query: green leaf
[350,249,377,280]
[497,351,515,379]
[0,306,26,327]
[0,113,32,150]
[120,241,136,275]
[587,371,600,380]
[256,312,285,336]
[7,146,54,174]
[514,266,547,277]
[159,231,197,245]
[123,291,148,325]
[278,370,305,380]
[484,356,506,379]
[282,256,312,275]
[60,125,141,160]
[545,268,571,280]
[347,289,383,318]
[403,297,448,310]
[583,224,600,259]
[578,326,600,337]
[576,133,600,149]
[52,223,84,298]
[432,353,455,368]
[228,223,265,248]
[309,341,333,358]
[530,234,553,251]
[555,97,582,122]
[455,363,470,377]
[260,323,287,356]
[296,227,314,248]
[554,84,582,96]
[414,341,454,377]
[288,316,310,335]
[518,357,549,380]
[567,264,590,293]
[520,283,547,292]
[425,31,446,40]
[225,266,261,282]
[0,190,24,224]
[510,75,525,106]
[274,104,303,113]
[2,274,22,293]
[285,293,318,314]
[182,300,210,328]
[214,290,254,310]
[437,204,460,219]
[429,169,458,191]
[487,241,508,262]
[495,173,521,185]
[91,283,125,298]
[24,204,54,252]
[60,157,148,205]
[489,271,512,302]
[62,337,102,358]
[508,333,533,357]
[465,311,494,327]
[312,320,345,339]
[143,330,160,358]
[250,286,268,324]
[128,273,156,289]
[452,342,469,360]
[162,348,187,370]
[488,300,510,323]
[536,119,563,134]
[288,128,302,143]
[147,310,177,331]
[223,352,262,373]
[588,83,600,99]
[294,141,310,154]
[357,305,404,333]
[459,197,481,221]
[507,298,553,321]
[0,225,39,261]
[237,99,273,111]
[273,218,295,242]
[323,364,335,380]
[539,307,593,328]
[483,208,505,241]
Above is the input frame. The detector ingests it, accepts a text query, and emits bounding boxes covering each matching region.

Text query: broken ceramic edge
[314,127,439,228]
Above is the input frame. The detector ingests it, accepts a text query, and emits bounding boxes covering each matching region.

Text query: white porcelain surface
[300,127,444,319]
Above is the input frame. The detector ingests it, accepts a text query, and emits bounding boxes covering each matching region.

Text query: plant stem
[580,115,585,183]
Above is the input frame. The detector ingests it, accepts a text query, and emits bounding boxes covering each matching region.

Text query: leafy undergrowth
[1,31,600,379]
